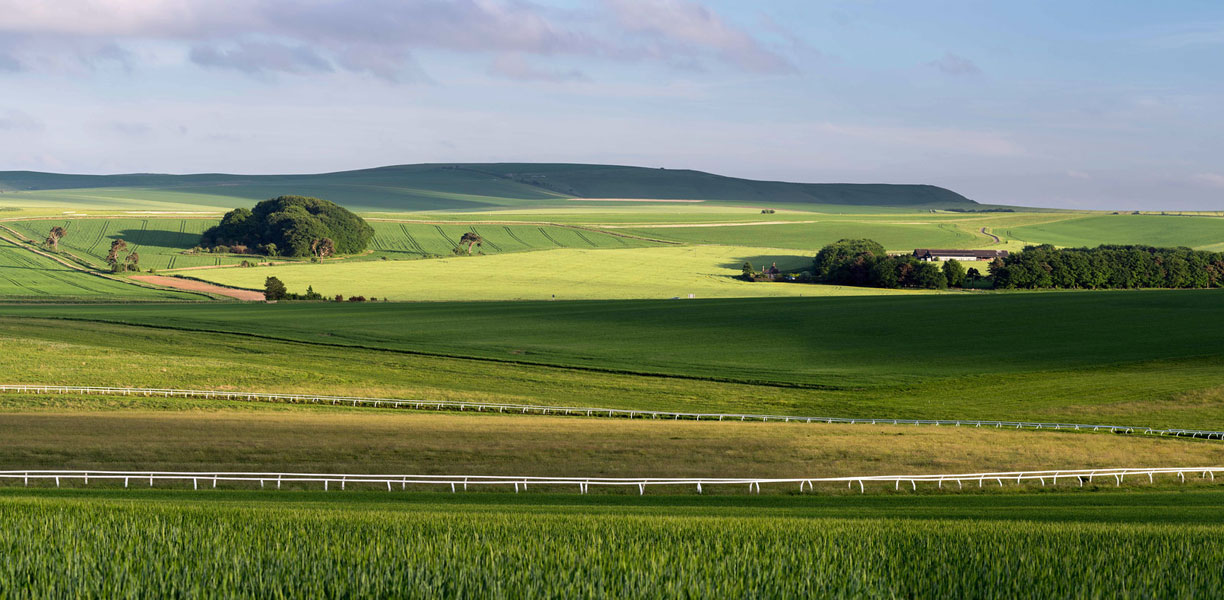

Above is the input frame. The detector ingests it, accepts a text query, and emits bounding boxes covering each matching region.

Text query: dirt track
[130,275,264,301]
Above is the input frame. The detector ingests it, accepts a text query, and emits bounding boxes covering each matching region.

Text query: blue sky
[0,0,1221,209]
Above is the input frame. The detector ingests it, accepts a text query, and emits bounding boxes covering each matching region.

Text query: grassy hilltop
[0,163,980,212]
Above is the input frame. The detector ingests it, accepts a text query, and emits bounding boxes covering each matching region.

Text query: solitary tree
[124,251,141,271]
[741,261,755,280]
[458,232,483,254]
[264,276,288,301]
[45,226,66,250]
[105,239,128,267]
[310,238,335,258]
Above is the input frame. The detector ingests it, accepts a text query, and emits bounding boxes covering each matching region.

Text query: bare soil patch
[130,275,264,301]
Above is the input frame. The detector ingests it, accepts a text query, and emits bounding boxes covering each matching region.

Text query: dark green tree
[942,259,967,288]
[264,276,288,301]
[458,232,483,254]
[812,239,887,280]
[912,262,948,289]
[201,196,373,257]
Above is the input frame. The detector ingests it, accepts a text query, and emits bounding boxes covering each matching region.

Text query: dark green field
[2,289,1223,428]
[4,290,1219,387]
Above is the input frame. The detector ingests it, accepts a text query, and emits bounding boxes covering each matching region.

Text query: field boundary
[1,466,1218,494]
[5,384,1223,440]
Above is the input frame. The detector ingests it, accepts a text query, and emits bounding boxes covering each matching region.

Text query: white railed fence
[0,467,1219,495]
[3,384,1223,440]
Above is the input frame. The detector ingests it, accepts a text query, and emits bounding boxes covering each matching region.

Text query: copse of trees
[201,195,373,257]
[811,238,948,290]
[991,244,1224,289]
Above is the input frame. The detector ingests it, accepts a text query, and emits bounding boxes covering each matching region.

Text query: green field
[0,237,197,300]
[2,489,1223,597]
[367,221,660,258]
[615,220,984,251]
[4,217,238,270]
[1006,214,1224,250]
[2,217,663,272]
[4,291,1216,387]
[3,290,1224,428]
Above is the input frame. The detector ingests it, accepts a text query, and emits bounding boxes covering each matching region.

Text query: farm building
[913,249,1009,261]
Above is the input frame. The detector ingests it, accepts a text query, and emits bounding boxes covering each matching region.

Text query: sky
[0,0,1222,209]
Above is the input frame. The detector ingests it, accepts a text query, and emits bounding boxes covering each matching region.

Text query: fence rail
[3,384,1223,440]
[0,467,1218,494]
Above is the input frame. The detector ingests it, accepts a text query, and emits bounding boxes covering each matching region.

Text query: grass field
[2,489,1223,597]
[4,217,238,270]
[615,221,985,251]
[0,237,197,300]
[3,291,1224,428]
[190,245,903,300]
[1006,214,1224,250]
[2,217,663,271]
[366,221,660,258]
[4,290,1218,387]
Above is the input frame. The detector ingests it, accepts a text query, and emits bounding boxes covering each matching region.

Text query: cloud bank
[0,0,795,81]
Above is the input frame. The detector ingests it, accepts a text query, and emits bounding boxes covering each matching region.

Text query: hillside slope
[0,163,978,212]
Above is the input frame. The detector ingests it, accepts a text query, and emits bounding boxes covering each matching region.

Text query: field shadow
[112,229,204,250]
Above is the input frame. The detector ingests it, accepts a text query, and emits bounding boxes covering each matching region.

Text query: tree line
[990,244,1224,289]
[808,238,1224,291]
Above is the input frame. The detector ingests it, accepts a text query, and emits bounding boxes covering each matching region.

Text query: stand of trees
[202,196,374,257]
[991,244,1224,289]
[811,239,949,289]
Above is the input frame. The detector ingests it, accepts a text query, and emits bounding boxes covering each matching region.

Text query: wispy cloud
[0,0,794,81]
[0,108,43,131]
[1192,173,1224,189]
[190,41,333,76]
[488,54,586,82]
[927,52,981,76]
[604,0,796,73]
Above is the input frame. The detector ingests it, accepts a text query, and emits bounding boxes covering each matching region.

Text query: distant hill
[0,163,978,211]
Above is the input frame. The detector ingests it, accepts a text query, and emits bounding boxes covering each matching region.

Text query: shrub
[334,295,344,302]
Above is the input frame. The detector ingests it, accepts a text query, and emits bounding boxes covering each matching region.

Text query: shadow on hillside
[720,254,812,273]
[112,229,203,250]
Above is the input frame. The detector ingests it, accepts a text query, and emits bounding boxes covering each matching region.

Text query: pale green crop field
[192,245,933,301]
